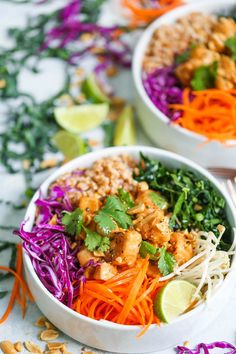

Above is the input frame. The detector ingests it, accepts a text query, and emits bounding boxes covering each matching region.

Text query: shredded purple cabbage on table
[14,179,98,308]
[42,0,131,68]
[143,66,184,121]
[177,341,236,354]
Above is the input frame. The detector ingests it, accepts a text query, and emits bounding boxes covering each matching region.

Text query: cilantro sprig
[140,241,175,276]
[84,227,110,253]
[62,208,83,236]
[225,36,236,60]
[94,194,133,235]
[191,61,218,91]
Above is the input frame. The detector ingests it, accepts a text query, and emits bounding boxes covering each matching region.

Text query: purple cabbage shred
[143,66,183,121]
[14,177,98,308]
[41,0,131,68]
[177,341,236,354]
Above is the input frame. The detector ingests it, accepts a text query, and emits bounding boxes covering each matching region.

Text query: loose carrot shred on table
[122,0,184,26]
[0,244,34,325]
[170,88,236,145]
[73,257,168,336]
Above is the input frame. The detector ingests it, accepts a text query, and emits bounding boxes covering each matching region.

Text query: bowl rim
[132,0,236,145]
[22,145,236,331]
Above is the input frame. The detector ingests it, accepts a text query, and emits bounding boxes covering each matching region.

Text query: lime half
[113,105,136,146]
[52,130,87,160]
[54,103,109,133]
[82,73,110,103]
[154,280,198,323]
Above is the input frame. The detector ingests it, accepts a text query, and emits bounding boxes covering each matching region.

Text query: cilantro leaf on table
[94,195,133,234]
[225,36,236,60]
[191,61,218,91]
[62,208,83,236]
[84,227,110,253]
[158,247,175,276]
[118,188,134,210]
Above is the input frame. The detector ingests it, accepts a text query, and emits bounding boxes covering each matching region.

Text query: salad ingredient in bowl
[143,11,236,143]
[16,150,234,336]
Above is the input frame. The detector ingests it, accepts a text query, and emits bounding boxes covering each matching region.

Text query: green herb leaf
[225,36,236,60]
[175,50,191,65]
[84,227,110,252]
[118,188,135,210]
[94,195,133,234]
[102,121,115,147]
[94,210,117,234]
[158,247,175,276]
[62,208,83,236]
[149,191,168,210]
[0,291,8,299]
[191,61,218,91]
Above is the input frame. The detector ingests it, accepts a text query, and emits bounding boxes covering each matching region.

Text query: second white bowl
[132,0,236,168]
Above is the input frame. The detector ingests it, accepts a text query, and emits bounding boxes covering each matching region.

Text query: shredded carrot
[170,89,236,145]
[73,258,167,335]
[122,0,184,26]
[0,244,33,325]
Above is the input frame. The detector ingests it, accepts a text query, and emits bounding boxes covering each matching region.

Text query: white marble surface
[1,0,236,353]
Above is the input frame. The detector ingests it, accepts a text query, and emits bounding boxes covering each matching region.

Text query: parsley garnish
[84,227,110,252]
[225,36,236,60]
[139,241,175,276]
[191,61,218,91]
[62,208,83,236]
[94,195,133,234]
[118,188,135,210]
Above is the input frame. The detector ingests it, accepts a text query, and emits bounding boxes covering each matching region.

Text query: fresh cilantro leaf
[191,61,218,91]
[175,50,191,65]
[225,36,236,60]
[99,236,111,253]
[149,191,168,210]
[175,44,197,65]
[84,227,110,252]
[118,188,134,210]
[158,247,175,276]
[62,208,83,236]
[94,195,133,234]
[94,210,117,234]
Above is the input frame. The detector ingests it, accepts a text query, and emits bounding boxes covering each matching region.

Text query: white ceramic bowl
[132,0,236,168]
[22,146,236,353]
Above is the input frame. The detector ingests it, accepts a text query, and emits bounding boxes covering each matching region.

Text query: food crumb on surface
[0,341,17,354]
[14,342,23,353]
[40,330,59,342]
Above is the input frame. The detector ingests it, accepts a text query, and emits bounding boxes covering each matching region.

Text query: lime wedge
[154,280,198,323]
[54,103,109,133]
[52,130,87,160]
[82,73,110,103]
[113,105,136,146]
